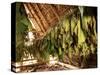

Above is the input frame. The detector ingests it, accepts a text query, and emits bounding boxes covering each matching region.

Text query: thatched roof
[23,3,77,38]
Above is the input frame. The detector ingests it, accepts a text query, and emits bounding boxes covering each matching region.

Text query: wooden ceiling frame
[23,3,77,38]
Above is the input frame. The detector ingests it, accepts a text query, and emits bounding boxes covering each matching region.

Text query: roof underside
[23,3,78,38]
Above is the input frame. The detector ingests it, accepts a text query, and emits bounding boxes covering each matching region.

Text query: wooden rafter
[27,3,45,33]
[23,3,77,38]
[34,4,49,31]
[23,4,41,32]
[49,5,60,21]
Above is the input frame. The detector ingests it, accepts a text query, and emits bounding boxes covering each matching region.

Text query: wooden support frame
[49,5,60,21]
[34,3,49,31]
[27,3,45,33]
[23,4,41,32]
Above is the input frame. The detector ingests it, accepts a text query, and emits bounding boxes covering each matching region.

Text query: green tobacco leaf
[77,20,86,44]
[58,47,62,55]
